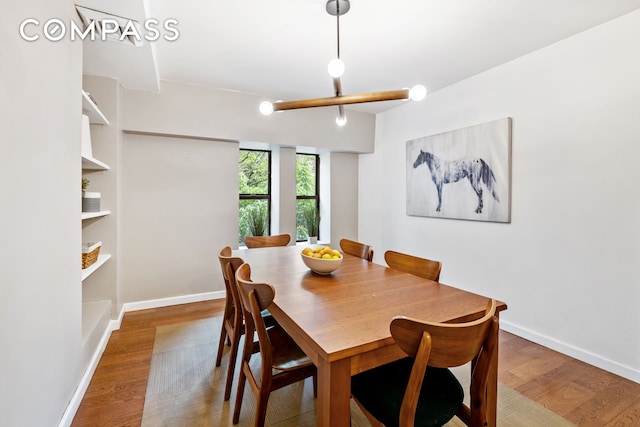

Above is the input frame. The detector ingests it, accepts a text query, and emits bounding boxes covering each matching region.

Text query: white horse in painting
[413,150,500,214]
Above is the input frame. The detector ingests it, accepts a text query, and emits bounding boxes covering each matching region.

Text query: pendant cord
[336,1,340,59]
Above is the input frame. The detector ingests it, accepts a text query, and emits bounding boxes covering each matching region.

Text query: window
[296,153,320,241]
[239,149,271,244]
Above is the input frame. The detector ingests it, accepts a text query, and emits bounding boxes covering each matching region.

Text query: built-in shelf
[82,210,111,220]
[80,82,115,372]
[82,299,112,365]
[81,253,111,281]
[82,300,111,341]
[82,155,110,170]
[82,90,109,125]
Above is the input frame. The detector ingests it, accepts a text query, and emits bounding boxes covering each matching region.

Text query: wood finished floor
[71,300,640,426]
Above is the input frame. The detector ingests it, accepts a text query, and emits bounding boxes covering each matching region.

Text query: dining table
[234,244,507,427]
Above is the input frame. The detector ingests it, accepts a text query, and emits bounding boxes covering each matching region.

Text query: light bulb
[328,58,345,78]
[259,101,274,116]
[336,115,347,126]
[409,85,427,101]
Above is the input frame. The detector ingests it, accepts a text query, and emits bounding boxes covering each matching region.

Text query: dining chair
[244,233,291,248]
[384,250,442,282]
[351,299,498,427]
[216,247,274,401]
[339,238,374,262]
[233,262,317,427]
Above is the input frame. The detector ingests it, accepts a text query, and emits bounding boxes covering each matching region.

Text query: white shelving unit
[82,90,109,125]
[82,210,111,220]
[81,86,113,369]
[81,254,112,281]
[82,155,110,170]
[81,300,112,365]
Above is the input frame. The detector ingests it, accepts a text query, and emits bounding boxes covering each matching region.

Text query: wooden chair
[216,247,274,401]
[384,250,442,282]
[339,238,374,262]
[351,299,498,427]
[244,233,291,248]
[233,263,317,426]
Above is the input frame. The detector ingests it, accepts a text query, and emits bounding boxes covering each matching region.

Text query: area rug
[141,317,575,426]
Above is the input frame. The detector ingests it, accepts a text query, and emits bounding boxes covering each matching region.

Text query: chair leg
[254,388,271,427]
[215,324,228,367]
[233,365,247,425]
[224,331,242,401]
[312,372,318,397]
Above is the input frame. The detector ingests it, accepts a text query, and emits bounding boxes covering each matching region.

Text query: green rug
[141,317,574,426]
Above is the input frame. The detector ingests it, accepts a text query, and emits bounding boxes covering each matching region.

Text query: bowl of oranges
[301,245,343,275]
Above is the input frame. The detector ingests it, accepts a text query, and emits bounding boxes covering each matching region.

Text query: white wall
[0,1,83,426]
[271,146,297,241]
[328,152,359,246]
[120,133,239,302]
[360,10,640,382]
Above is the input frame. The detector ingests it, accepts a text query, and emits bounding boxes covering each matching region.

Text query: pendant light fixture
[259,0,427,126]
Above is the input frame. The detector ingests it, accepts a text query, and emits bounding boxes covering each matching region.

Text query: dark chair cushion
[351,357,463,427]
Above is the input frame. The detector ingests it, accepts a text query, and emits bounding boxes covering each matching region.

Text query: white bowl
[301,252,343,275]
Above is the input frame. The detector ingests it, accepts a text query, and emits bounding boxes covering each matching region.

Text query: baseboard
[58,291,225,427]
[121,291,225,313]
[113,304,125,330]
[501,320,640,384]
[58,318,119,427]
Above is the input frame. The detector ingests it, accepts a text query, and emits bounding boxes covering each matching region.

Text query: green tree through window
[239,149,271,244]
[296,154,319,241]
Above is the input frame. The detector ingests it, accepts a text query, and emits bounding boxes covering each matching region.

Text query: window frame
[239,148,272,237]
[296,153,320,242]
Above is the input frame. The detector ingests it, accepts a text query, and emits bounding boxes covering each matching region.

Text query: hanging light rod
[259,0,427,125]
[261,87,426,113]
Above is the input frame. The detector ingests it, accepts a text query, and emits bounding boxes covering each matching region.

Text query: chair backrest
[391,299,497,367]
[235,263,276,366]
[244,234,291,248]
[218,246,244,287]
[390,299,498,426]
[340,238,374,262]
[218,246,245,322]
[384,250,442,282]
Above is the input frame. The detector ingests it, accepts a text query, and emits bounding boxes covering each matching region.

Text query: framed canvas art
[406,117,512,222]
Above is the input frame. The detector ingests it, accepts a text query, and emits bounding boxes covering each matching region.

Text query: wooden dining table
[234,245,507,427]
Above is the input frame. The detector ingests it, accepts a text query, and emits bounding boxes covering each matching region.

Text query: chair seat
[351,358,463,427]
[261,309,277,327]
[268,324,314,371]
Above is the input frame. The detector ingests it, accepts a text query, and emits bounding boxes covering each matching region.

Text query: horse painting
[413,150,500,214]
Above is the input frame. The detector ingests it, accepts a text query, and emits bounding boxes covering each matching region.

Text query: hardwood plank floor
[498,331,640,426]
[71,301,224,427]
[71,300,640,426]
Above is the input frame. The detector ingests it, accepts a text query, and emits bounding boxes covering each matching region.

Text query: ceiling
[80,0,640,113]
